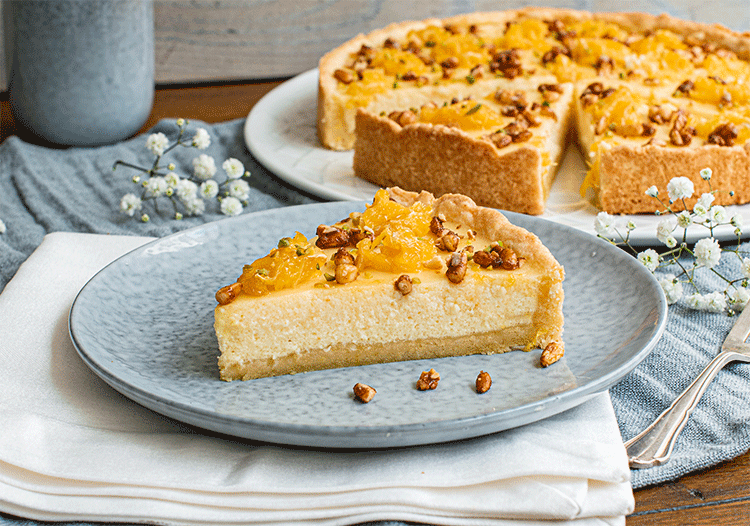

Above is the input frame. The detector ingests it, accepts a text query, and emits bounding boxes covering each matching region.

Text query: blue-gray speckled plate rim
[69,201,668,448]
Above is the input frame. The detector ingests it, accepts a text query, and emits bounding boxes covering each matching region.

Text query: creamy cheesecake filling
[216,266,550,357]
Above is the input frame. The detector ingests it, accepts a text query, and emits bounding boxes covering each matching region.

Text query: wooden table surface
[2,81,750,524]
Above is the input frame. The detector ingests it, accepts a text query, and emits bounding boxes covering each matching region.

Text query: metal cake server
[626,303,750,469]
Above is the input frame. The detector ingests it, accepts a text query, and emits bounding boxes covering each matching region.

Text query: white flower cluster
[595,168,749,314]
[116,119,251,221]
[145,132,169,156]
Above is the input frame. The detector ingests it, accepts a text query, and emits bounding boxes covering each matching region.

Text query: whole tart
[214,188,565,381]
[318,8,750,214]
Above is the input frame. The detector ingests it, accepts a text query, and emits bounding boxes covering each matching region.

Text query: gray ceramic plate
[69,202,667,448]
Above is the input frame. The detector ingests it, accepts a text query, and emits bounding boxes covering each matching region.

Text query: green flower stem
[113,160,150,173]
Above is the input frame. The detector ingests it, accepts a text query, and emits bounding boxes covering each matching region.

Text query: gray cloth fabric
[613,252,750,488]
[0,118,317,292]
[2,118,750,525]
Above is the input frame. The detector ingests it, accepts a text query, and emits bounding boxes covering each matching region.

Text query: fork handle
[625,350,747,469]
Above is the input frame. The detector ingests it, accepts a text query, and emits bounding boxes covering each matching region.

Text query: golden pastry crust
[355,114,546,214]
[319,8,750,215]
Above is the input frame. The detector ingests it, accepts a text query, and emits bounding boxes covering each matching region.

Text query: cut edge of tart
[214,187,565,381]
[352,81,575,214]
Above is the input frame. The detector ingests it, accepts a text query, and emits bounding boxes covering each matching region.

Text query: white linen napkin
[0,232,634,526]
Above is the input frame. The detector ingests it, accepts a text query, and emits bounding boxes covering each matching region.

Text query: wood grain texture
[2,0,750,91]
[630,500,750,526]
[628,448,750,524]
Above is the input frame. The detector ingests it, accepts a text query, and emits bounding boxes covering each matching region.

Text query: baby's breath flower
[667,176,694,202]
[192,128,211,150]
[696,192,714,209]
[0,218,7,234]
[656,216,677,246]
[143,176,168,198]
[637,249,660,272]
[704,291,727,313]
[116,119,257,221]
[200,180,219,200]
[228,179,250,201]
[692,204,709,224]
[709,205,728,225]
[165,171,180,188]
[182,196,206,216]
[223,158,246,179]
[694,237,722,269]
[741,257,750,279]
[676,210,692,228]
[220,196,243,216]
[120,193,142,216]
[145,132,169,156]
[729,287,750,312]
[591,167,743,315]
[594,211,617,239]
[192,154,217,180]
[176,179,198,200]
[687,293,705,310]
[658,274,683,304]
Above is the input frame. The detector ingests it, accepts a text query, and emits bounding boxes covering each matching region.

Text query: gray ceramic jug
[5,0,154,146]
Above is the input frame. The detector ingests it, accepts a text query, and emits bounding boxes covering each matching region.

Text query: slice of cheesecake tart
[214,187,565,381]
